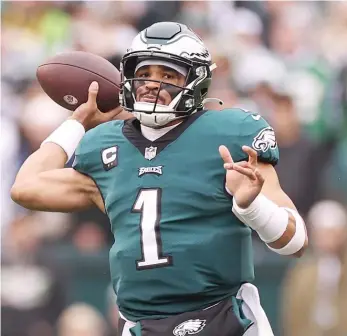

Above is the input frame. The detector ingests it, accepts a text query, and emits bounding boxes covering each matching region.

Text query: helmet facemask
[120,51,212,128]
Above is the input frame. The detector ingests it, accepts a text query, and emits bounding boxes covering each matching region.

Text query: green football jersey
[73,108,279,321]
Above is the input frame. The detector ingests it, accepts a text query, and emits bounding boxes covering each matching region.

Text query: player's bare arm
[11,82,123,213]
[255,161,308,252]
[220,145,308,258]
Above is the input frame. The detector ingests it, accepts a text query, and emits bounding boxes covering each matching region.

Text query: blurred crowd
[1,1,347,336]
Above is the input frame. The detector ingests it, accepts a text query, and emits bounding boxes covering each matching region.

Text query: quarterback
[12,22,308,336]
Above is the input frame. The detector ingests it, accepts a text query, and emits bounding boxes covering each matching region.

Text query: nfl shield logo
[144,146,157,160]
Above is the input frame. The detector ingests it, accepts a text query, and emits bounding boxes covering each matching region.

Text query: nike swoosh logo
[251,114,261,120]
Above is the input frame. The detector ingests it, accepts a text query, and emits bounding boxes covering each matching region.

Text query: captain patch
[101,146,118,171]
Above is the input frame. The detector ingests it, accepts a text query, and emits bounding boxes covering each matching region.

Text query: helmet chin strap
[133,110,178,129]
[133,101,175,113]
[133,102,188,128]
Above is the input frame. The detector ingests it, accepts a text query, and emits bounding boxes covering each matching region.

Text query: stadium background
[1,1,347,335]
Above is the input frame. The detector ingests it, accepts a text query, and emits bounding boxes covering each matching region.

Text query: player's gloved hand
[219,145,265,209]
[69,81,124,131]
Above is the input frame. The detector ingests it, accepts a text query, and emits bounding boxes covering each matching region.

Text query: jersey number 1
[132,188,172,270]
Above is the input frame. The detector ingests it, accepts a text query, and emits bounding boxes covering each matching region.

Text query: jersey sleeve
[236,112,279,166]
[72,129,99,175]
[72,120,122,175]
[71,144,86,174]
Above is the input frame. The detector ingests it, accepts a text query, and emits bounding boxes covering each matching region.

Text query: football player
[11,22,308,336]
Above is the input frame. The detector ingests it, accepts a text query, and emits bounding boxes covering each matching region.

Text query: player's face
[135,65,186,106]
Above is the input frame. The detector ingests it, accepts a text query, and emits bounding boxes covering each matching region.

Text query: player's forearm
[266,211,308,257]
[233,192,308,258]
[262,188,308,257]
[15,144,67,180]
[13,117,86,191]
[11,144,67,204]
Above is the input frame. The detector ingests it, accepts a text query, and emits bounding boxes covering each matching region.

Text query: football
[36,51,121,112]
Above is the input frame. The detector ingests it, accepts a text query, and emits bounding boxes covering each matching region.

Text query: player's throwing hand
[70,82,124,131]
[219,145,265,209]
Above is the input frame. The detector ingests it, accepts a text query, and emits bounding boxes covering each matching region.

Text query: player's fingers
[238,161,250,168]
[242,146,258,166]
[219,145,234,166]
[108,106,124,116]
[223,160,248,170]
[254,168,265,184]
[87,81,99,108]
[231,164,257,180]
[99,106,123,121]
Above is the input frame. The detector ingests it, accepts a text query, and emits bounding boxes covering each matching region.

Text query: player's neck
[141,121,181,142]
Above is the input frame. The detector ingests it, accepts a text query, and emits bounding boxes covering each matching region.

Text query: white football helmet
[119,22,213,128]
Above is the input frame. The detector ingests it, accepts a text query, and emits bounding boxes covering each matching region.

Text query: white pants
[121,283,274,336]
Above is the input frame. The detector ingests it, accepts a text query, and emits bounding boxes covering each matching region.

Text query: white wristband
[41,119,85,163]
[232,193,288,243]
[267,208,306,255]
